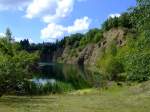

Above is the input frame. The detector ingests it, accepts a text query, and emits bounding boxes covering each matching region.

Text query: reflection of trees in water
[82,67,102,88]
[39,63,102,89]
[39,64,64,80]
[62,64,89,89]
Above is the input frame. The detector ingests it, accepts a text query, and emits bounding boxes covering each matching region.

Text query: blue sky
[0,0,136,43]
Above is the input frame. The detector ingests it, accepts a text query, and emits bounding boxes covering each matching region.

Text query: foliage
[80,28,102,46]
[105,58,124,81]
[93,30,103,43]
[1,0,150,96]
[21,80,74,95]
[97,53,124,81]
[102,13,133,31]
[102,17,119,31]
[5,28,13,42]
[131,0,150,31]
[125,51,150,82]
[20,39,30,51]
[0,32,39,96]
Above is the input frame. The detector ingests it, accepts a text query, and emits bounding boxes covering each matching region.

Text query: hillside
[53,28,129,66]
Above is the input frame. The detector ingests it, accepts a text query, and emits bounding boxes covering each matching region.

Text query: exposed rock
[52,28,128,66]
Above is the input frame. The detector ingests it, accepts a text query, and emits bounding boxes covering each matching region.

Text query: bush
[102,17,119,31]
[105,58,124,81]
[53,81,74,93]
[102,12,133,31]
[125,52,150,82]
[21,80,74,95]
[0,37,39,96]
[93,30,103,43]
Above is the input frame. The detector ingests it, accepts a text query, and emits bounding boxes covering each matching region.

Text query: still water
[36,63,102,89]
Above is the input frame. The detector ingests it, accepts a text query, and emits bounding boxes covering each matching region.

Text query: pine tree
[5,28,12,42]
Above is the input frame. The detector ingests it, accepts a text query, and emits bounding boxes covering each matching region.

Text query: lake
[36,63,103,89]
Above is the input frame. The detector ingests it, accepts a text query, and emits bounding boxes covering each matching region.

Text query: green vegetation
[0,81,150,112]
[1,1,150,111]
[0,30,39,96]
[0,0,150,96]
[102,12,133,31]
[125,51,150,82]
[97,0,150,82]
[22,80,74,95]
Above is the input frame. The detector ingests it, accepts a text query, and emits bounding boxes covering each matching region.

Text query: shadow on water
[37,63,103,89]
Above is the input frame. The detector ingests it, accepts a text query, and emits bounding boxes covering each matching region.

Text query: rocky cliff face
[52,28,128,66]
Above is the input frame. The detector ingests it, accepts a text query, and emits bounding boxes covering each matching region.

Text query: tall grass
[16,80,74,95]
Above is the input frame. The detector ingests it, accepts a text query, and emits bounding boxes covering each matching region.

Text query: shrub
[105,58,124,81]
[53,81,74,93]
[21,80,74,95]
[125,51,150,82]
[93,30,103,43]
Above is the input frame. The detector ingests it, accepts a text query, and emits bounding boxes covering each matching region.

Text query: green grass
[0,82,150,112]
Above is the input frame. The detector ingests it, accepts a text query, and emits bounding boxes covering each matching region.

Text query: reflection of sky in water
[31,78,56,85]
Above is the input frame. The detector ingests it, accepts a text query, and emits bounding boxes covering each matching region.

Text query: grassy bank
[0,82,150,112]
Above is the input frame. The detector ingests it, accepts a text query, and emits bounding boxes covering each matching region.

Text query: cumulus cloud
[25,0,57,19]
[25,0,74,23]
[41,16,91,42]
[109,13,121,18]
[0,0,30,11]
[0,32,5,37]
[41,23,65,42]
[43,0,74,23]
[67,16,91,34]
[0,0,91,42]
[0,0,74,22]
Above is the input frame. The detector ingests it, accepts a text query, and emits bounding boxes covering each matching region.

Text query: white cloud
[25,0,57,19]
[67,16,91,34]
[0,0,30,11]
[0,0,79,23]
[0,32,5,37]
[41,16,91,42]
[109,13,121,18]
[41,23,65,41]
[25,0,74,23]
[0,0,90,43]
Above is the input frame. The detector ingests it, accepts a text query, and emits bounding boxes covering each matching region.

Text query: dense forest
[0,0,150,95]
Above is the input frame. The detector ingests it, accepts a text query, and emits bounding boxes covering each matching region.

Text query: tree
[126,51,150,82]
[119,12,133,28]
[20,39,30,51]
[106,58,124,81]
[80,28,99,45]
[102,17,119,31]
[5,28,12,42]
[93,30,103,43]
[0,37,39,96]
[129,0,150,48]
[130,0,150,32]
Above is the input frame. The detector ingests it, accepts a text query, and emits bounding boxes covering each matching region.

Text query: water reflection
[31,78,56,85]
[38,63,102,89]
